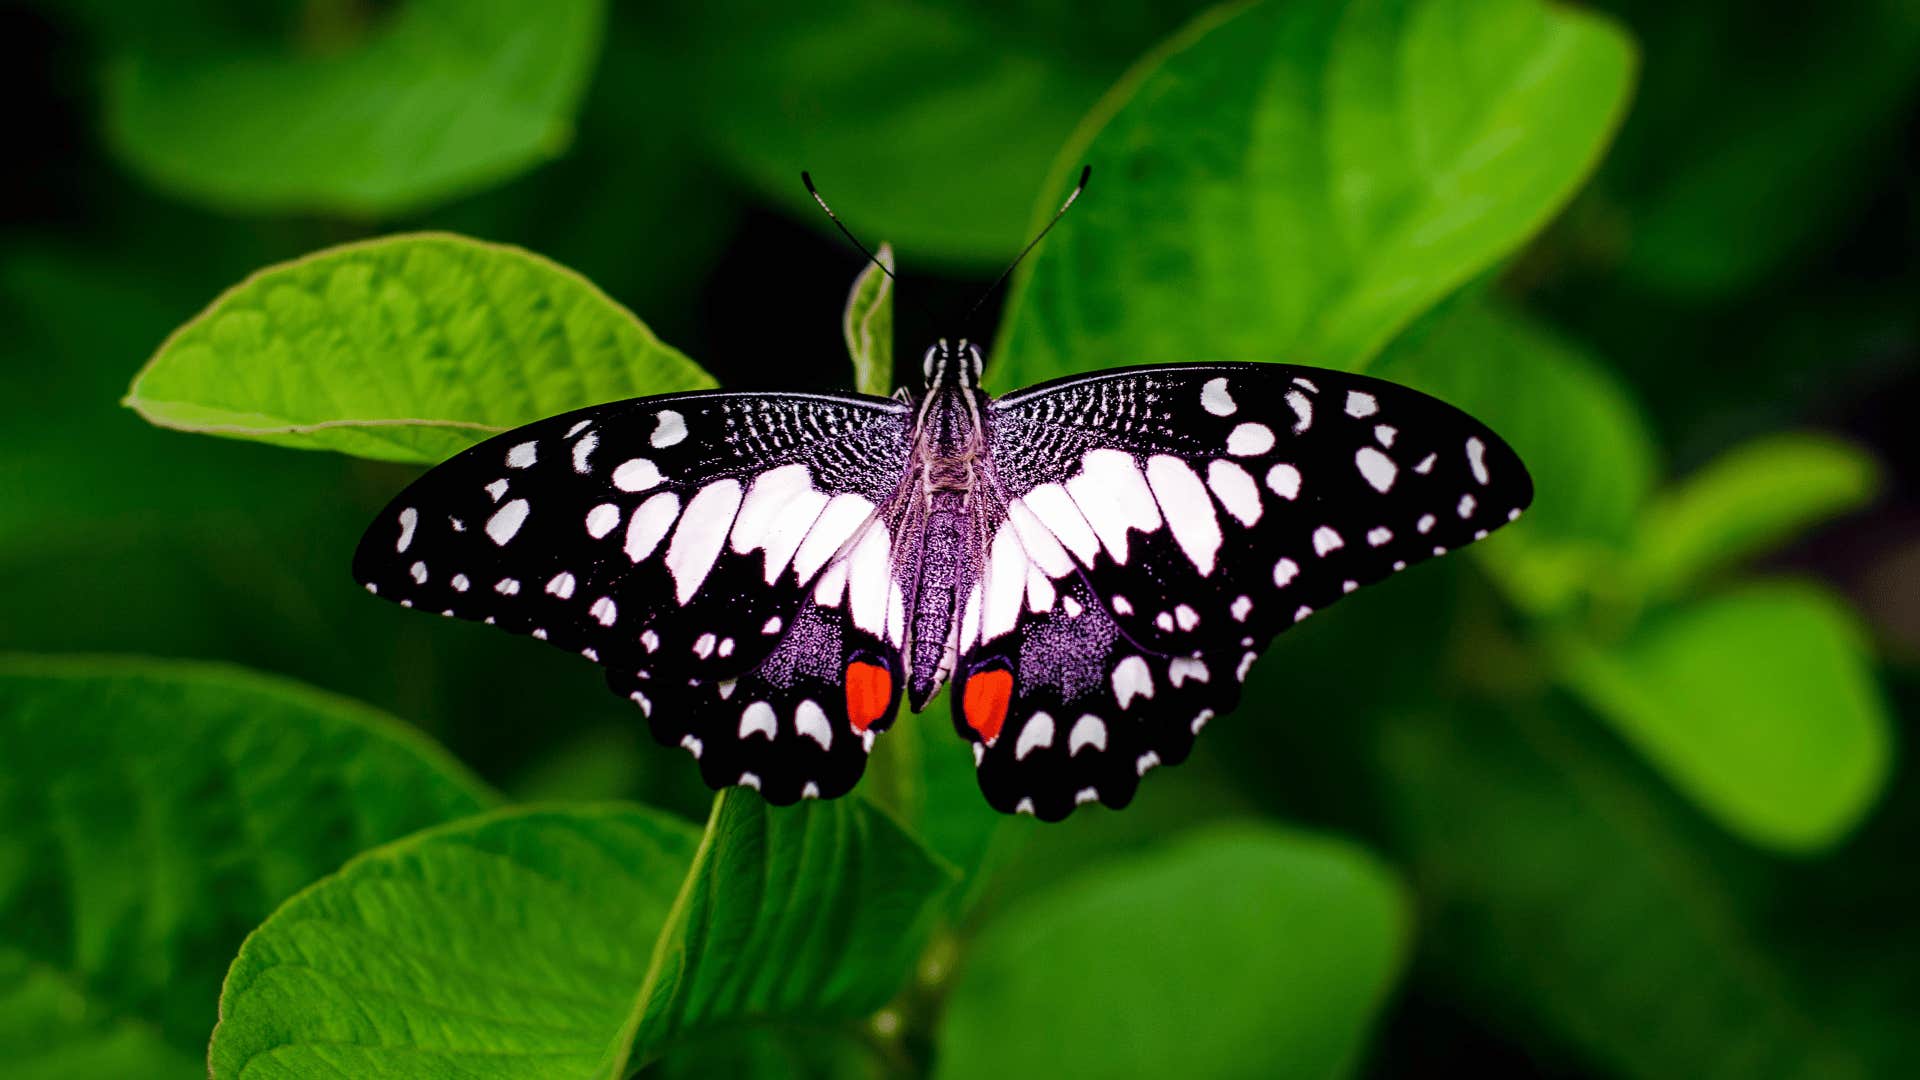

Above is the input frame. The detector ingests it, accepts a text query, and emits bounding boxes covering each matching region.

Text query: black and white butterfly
[355,341,1530,819]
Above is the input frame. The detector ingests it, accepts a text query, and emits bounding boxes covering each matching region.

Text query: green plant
[5,0,1913,1076]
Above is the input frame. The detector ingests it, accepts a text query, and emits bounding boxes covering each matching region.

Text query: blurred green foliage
[2,0,1915,1078]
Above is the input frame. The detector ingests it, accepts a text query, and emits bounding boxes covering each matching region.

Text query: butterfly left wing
[952,362,1531,819]
[354,389,917,800]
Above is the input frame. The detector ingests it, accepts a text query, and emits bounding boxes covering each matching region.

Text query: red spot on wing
[962,669,1013,745]
[846,660,892,732]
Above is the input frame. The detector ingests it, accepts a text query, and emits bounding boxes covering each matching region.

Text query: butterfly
[354,340,1532,820]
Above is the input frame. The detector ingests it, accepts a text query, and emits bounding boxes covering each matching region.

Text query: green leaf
[210,805,701,1080]
[1379,696,1906,1077]
[631,792,955,1061]
[209,793,956,1078]
[863,689,1020,912]
[105,0,607,215]
[936,824,1408,1080]
[992,0,1637,388]
[843,242,895,396]
[0,656,495,1079]
[638,1,1208,264]
[1630,433,1880,601]
[1557,581,1892,852]
[126,233,714,464]
[1595,0,1920,296]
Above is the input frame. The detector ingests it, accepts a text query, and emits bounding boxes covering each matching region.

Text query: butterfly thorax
[901,340,991,709]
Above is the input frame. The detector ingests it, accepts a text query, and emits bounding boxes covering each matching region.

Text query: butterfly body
[355,343,1531,819]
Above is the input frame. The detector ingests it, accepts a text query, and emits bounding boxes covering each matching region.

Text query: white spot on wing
[590,597,616,626]
[1016,712,1055,760]
[651,410,687,448]
[1069,715,1107,755]
[625,492,681,563]
[1206,460,1262,526]
[1147,455,1222,575]
[1467,437,1490,484]
[1356,447,1398,493]
[1414,453,1437,474]
[1459,493,1477,518]
[571,433,597,474]
[1200,377,1236,416]
[795,700,833,750]
[1231,595,1252,621]
[507,441,537,468]
[486,499,530,545]
[585,503,621,539]
[740,701,776,740]
[395,507,417,552]
[847,524,894,636]
[1368,526,1393,546]
[409,561,428,584]
[1021,483,1099,565]
[1274,558,1298,587]
[1375,424,1397,447]
[1169,657,1210,686]
[1137,751,1162,776]
[450,574,469,592]
[495,577,520,595]
[1112,656,1154,709]
[982,522,1033,642]
[545,571,576,599]
[1067,450,1161,564]
[666,479,744,603]
[1175,604,1199,630]
[1345,390,1378,418]
[485,478,509,501]
[1266,463,1301,500]
[612,458,663,492]
[693,633,716,658]
[1313,526,1344,556]
[1226,422,1275,456]
[1417,513,1436,534]
[791,493,876,582]
[1286,390,1313,432]
[1007,498,1075,578]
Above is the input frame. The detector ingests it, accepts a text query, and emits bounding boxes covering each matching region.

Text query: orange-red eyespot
[845,660,892,732]
[962,669,1013,745]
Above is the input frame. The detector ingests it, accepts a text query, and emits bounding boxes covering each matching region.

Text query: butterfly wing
[952,362,1531,818]
[354,389,915,799]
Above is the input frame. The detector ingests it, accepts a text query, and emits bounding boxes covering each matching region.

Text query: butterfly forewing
[951,362,1531,817]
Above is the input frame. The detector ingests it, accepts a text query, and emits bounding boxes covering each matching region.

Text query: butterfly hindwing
[353,390,913,685]
[611,596,906,804]
[953,564,1242,820]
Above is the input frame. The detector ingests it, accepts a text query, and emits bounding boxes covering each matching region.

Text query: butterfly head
[922,339,984,390]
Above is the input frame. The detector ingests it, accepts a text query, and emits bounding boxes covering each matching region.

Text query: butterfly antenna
[801,171,895,282]
[962,164,1091,331]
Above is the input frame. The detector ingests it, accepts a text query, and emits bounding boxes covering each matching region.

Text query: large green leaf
[1629,433,1880,601]
[1379,696,1910,1077]
[992,0,1636,388]
[105,0,607,215]
[936,824,1408,1080]
[635,1,1208,264]
[0,656,495,1080]
[210,793,955,1078]
[126,233,713,464]
[1557,581,1892,852]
